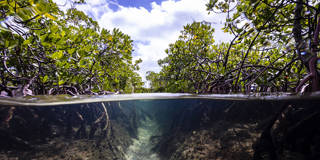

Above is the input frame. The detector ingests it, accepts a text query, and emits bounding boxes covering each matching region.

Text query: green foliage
[148,0,320,93]
[149,22,217,93]
[149,0,320,93]
[0,0,144,96]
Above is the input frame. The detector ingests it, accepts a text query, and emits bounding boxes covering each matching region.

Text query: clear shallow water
[0,93,320,160]
[125,116,160,160]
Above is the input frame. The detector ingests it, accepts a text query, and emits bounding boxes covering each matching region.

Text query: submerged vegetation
[147,0,320,94]
[1,97,319,160]
[0,0,145,97]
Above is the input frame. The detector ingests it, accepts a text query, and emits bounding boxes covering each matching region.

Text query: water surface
[0,93,319,160]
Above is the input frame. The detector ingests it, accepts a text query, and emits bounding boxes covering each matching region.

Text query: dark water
[0,93,319,160]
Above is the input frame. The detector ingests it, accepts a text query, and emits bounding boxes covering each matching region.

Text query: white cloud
[54,0,233,86]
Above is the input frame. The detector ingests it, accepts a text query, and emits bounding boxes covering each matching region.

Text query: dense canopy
[147,0,320,94]
[0,0,144,96]
[1,0,320,96]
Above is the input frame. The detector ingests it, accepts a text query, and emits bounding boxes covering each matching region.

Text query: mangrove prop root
[101,102,111,139]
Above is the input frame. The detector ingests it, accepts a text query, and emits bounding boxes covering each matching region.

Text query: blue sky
[111,0,168,11]
[54,0,232,86]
